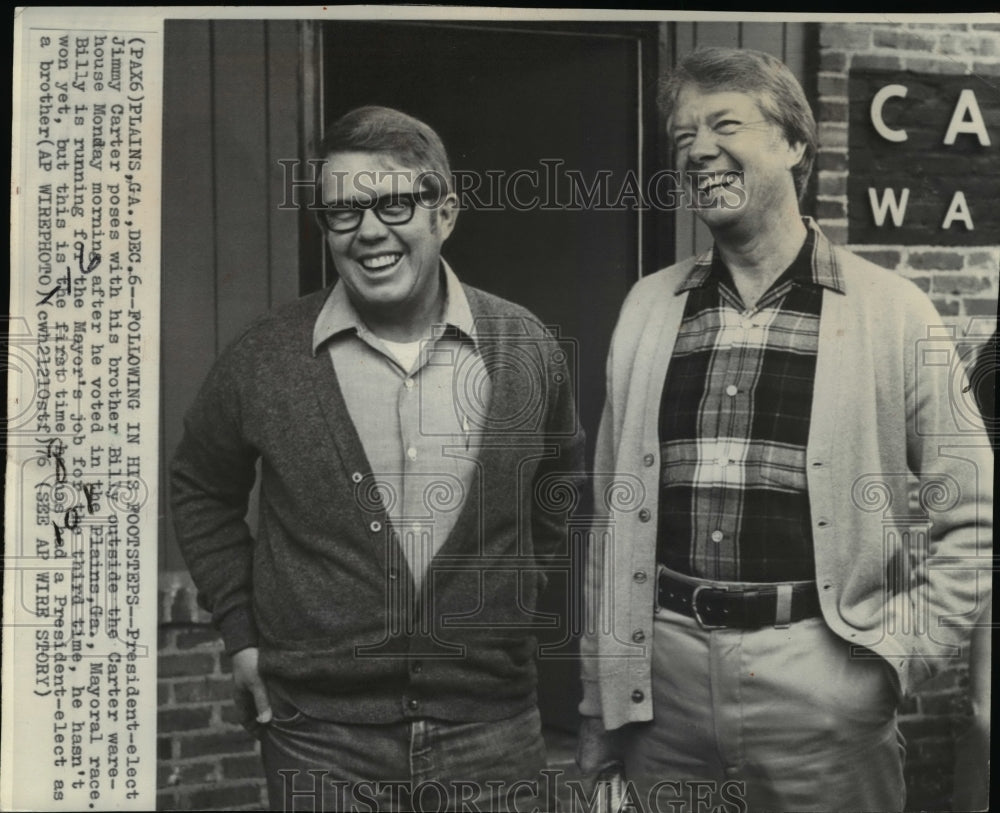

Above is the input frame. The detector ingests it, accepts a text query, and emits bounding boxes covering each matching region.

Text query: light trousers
[621,608,906,813]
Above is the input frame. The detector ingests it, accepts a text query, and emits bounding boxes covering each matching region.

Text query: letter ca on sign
[867,84,992,232]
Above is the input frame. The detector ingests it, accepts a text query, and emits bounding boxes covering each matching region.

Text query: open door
[313,20,660,731]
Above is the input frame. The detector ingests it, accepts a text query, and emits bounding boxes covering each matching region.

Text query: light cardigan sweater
[579,221,993,730]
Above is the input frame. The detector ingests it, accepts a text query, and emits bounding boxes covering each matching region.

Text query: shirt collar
[675,217,845,295]
[312,260,478,355]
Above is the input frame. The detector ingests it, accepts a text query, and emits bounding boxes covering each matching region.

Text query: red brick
[907,56,970,75]
[908,250,964,271]
[873,29,937,51]
[966,251,998,269]
[157,762,175,788]
[818,124,847,149]
[221,754,264,780]
[819,51,847,72]
[159,628,173,650]
[976,37,999,57]
[820,25,872,51]
[220,703,245,726]
[816,151,847,172]
[179,731,257,759]
[816,199,846,220]
[176,627,223,650]
[819,101,848,122]
[159,679,172,706]
[158,736,175,761]
[971,24,1000,32]
[939,33,995,57]
[187,783,264,810]
[899,716,948,740]
[972,60,1000,77]
[170,587,197,624]
[920,690,968,716]
[852,54,903,71]
[907,276,931,293]
[219,653,234,674]
[931,274,994,296]
[964,298,999,317]
[817,174,846,196]
[931,299,961,317]
[173,677,234,704]
[940,33,969,56]
[160,652,217,678]
[817,74,847,98]
[855,249,901,270]
[156,788,180,811]
[159,705,214,733]
[158,760,219,788]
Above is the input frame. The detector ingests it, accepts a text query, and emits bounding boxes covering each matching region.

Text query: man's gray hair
[659,47,817,199]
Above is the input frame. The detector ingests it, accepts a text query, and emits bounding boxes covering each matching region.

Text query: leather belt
[657,568,821,630]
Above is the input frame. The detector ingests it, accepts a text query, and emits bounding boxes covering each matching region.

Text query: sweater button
[643,453,655,467]
[631,689,644,703]
[351,471,364,483]
[638,509,651,522]
[411,661,423,674]
[632,629,645,643]
[370,520,383,533]
[407,698,420,711]
[633,571,647,583]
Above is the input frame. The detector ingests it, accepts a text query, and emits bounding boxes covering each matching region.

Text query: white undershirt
[378,338,423,373]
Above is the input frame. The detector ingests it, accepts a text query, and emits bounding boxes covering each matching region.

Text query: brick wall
[816,21,1000,328]
[157,573,267,811]
[817,20,997,812]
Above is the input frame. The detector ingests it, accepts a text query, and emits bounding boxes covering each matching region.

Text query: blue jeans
[255,693,547,812]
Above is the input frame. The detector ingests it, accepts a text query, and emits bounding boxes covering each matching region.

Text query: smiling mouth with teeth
[360,253,403,271]
[696,175,742,193]
[699,180,731,193]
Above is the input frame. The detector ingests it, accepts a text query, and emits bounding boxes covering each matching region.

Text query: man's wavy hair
[659,47,817,199]
[317,106,452,196]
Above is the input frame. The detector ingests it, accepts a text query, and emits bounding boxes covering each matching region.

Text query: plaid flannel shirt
[657,229,845,582]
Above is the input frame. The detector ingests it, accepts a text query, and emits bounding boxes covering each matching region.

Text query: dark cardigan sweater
[170,283,586,723]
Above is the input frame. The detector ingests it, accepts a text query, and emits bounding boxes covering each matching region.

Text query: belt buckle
[691,585,728,630]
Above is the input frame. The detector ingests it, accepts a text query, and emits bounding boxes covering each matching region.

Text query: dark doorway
[314,20,662,730]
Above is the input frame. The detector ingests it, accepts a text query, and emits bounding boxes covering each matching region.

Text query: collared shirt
[657,226,844,582]
[312,262,490,593]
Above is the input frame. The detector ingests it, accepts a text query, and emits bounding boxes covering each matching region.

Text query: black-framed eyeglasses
[315,191,441,233]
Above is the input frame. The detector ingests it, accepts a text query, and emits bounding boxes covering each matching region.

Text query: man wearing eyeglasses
[171,106,584,811]
[576,49,992,812]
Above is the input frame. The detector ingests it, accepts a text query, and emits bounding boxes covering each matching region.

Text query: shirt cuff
[218,605,259,655]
